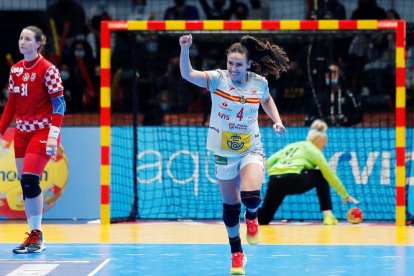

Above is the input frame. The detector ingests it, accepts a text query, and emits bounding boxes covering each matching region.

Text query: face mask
[189,48,199,58]
[74,50,85,58]
[160,102,170,111]
[325,78,338,85]
[61,71,70,81]
[147,41,158,53]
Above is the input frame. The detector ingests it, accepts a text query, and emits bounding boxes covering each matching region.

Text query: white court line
[6,264,59,276]
[87,259,111,276]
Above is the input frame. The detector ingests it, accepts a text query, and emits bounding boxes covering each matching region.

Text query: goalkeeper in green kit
[258,119,359,225]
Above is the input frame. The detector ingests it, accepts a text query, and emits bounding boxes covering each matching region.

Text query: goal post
[100,19,406,225]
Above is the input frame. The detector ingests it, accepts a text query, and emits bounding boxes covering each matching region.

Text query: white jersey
[205,69,270,157]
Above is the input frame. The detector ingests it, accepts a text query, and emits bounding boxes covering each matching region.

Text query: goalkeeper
[258,119,359,225]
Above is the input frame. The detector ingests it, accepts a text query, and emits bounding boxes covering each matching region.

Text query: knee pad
[20,174,41,199]
[223,203,241,227]
[241,190,261,209]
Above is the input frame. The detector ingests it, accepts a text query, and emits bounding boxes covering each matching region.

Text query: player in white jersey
[179,34,289,275]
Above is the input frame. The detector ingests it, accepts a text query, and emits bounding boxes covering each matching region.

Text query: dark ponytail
[227,35,289,79]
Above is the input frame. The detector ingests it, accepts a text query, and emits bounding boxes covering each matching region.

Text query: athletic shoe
[230,252,247,275]
[12,230,46,254]
[323,215,338,225]
[245,214,261,245]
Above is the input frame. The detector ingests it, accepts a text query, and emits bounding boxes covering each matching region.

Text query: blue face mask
[147,41,158,53]
[60,71,70,81]
[325,78,338,85]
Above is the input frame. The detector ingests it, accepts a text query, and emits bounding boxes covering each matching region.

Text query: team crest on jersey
[22,73,30,82]
[239,96,246,104]
[30,73,36,81]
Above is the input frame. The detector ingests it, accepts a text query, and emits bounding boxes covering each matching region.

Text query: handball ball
[347,207,363,224]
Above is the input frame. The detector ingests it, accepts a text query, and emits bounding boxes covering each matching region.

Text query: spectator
[45,0,86,38]
[322,64,363,126]
[199,0,237,19]
[232,2,249,20]
[163,0,200,20]
[248,0,270,20]
[351,0,386,20]
[325,0,346,19]
[128,0,155,20]
[386,8,400,20]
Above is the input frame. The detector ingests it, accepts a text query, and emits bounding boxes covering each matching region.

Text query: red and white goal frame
[100,20,406,225]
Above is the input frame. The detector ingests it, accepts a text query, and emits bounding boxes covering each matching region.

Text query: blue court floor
[1,221,414,275]
[1,243,414,275]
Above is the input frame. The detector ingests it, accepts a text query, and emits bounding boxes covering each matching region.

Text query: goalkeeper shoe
[245,214,261,245]
[230,252,247,275]
[323,215,338,225]
[12,230,46,254]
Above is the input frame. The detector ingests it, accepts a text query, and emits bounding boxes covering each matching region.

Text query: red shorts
[14,128,61,159]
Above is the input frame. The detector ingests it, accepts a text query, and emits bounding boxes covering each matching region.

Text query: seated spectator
[163,0,200,20]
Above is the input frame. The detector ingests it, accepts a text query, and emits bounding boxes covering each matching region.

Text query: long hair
[306,119,328,142]
[23,26,47,54]
[226,35,289,79]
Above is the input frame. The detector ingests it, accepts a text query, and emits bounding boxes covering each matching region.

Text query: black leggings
[258,170,332,225]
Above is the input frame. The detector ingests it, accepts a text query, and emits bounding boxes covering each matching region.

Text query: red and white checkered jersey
[8,55,64,132]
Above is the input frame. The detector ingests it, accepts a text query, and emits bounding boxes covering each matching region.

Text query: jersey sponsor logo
[219,101,231,111]
[30,73,37,81]
[221,131,250,153]
[11,67,23,76]
[214,155,228,165]
[12,87,20,93]
[218,112,229,120]
[22,73,30,82]
[228,123,248,131]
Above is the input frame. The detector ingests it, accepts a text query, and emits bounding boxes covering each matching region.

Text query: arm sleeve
[50,95,66,128]
[307,145,349,199]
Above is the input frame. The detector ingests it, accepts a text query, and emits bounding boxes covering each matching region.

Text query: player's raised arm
[179,34,207,88]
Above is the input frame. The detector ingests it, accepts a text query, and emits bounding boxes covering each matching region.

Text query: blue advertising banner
[112,126,414,221]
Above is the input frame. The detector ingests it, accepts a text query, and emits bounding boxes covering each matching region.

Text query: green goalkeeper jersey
[266,141,349,199]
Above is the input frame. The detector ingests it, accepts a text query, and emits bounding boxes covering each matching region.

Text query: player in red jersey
[0,26,66,254]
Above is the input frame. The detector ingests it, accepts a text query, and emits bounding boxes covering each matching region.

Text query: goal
[100,19,407,225]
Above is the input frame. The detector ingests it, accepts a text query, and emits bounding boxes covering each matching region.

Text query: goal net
[100,20,408,225]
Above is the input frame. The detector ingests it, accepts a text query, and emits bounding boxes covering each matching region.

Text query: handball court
[0,221,414,275]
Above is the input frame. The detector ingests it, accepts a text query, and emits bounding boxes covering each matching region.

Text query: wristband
[48,126,60,139]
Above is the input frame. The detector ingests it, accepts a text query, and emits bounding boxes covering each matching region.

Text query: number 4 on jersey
[236,108,244,121]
